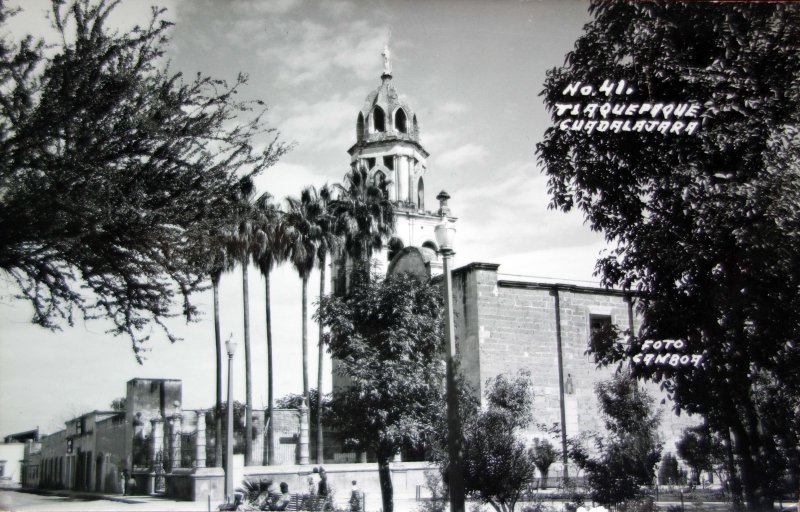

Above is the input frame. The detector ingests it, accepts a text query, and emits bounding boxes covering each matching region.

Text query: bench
[286,493,328,512]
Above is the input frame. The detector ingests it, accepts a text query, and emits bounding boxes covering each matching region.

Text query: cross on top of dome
[382,45,392,77]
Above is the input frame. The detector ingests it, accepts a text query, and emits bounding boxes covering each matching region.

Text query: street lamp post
[435,191,465,512]
[225,337,237,505]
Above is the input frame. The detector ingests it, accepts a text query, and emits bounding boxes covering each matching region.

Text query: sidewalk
[3,488,216,511]
[2,489,425,512]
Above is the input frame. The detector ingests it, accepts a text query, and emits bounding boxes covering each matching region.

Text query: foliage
[531,438,558,488]
[537,2,800,509]
[204,401,250,465]
[109,397,126,412]
[568,373,661,508]
[237,478,274,508]
[316,267,445,512]
[416,471,448,512]
[676,424,726,485]
[457,371,538,512]
[0,0,288,357]
[276,388,331,433]
[658,453,685,487]
[331,167,395,266]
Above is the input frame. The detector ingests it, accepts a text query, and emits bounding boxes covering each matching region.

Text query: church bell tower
[346,46,451,275]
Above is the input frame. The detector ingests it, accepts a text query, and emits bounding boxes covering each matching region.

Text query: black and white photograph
[0,1,797,511]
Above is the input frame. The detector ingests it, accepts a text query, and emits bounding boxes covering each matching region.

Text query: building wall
[452,263,698,473]
[0,443,25,488]
[94,414,127,493]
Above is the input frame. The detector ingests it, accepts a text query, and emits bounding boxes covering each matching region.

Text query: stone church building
[341,48,696,470]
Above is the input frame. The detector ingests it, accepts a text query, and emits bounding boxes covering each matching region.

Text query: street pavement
[0,490,425,512]
[3,489,793,512]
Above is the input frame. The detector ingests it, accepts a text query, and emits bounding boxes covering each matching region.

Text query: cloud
[435,143,488,169]
[257,19,390,86]
[274,92,362,152]
[439,101,468,115]
[447,160,604,276]
[254,161,339,201]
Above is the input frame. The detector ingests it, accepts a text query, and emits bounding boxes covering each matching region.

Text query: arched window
[356,113,365,141]
[372,106,385,132]
[373,170,386,188]
[394,108,408,133]
[417,177,424,210]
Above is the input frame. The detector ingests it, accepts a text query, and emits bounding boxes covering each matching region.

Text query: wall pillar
[251,414,264,466]
[168,414,182,471]
[149,417,164,494]
[195,411,206,469]
[299,404,309,465]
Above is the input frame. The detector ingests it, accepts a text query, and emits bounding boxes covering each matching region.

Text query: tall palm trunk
[265,271,275,465]
[242,263,253,466]
[302,274,309,400]
[316,255,325,464]
[213,277,223,468]
[300,274,310,465]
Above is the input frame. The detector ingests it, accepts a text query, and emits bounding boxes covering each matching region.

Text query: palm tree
[331,166,395,282]
[190,177,252,469]
[313,184,341,464]
[282,186,325,465]
[208,239,235,468]
[226,179,257,467]
[251,192,284,465]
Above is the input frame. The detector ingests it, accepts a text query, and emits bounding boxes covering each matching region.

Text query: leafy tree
[0,0,288,357]
[204,401,250,466]
[537,2,800,510]
[658,452,684,487]
[109,397,126,412]
[568,372,661,508]
[531,438,557,489]
[275,388,331,438]
[676,424,726,485]
[460,372,538,512]
[251,192,285,465]
[316,267,445,512]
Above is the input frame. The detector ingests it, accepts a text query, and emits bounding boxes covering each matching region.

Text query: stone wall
[451,263,698,475]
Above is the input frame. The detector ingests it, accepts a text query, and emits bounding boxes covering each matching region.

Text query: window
[383,155,394,170]
[373,171,386,188]
[0,460,6,477]
[394,108,408,133]
[372,106,385,132]
[366,157,376,170]
[588,314,615,352]
[417,177,425,210]
[356,113,365,141]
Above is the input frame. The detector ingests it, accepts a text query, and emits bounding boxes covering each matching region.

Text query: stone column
[168,414,182,471]
[299,404,309,465]
[251,414,264,466]
[397,155,408,203]
[195,411,206,469]
[149,418,164,494]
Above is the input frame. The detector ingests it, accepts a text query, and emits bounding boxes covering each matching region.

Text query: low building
[0,439,26,488]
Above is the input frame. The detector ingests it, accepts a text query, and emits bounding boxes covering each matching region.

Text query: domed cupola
[356,71,419,144]
[349,46,429,212]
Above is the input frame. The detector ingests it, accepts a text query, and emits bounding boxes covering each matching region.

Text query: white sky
[0,0,607,437]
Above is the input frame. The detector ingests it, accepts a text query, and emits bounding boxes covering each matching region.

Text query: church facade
[338,51,697,474]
